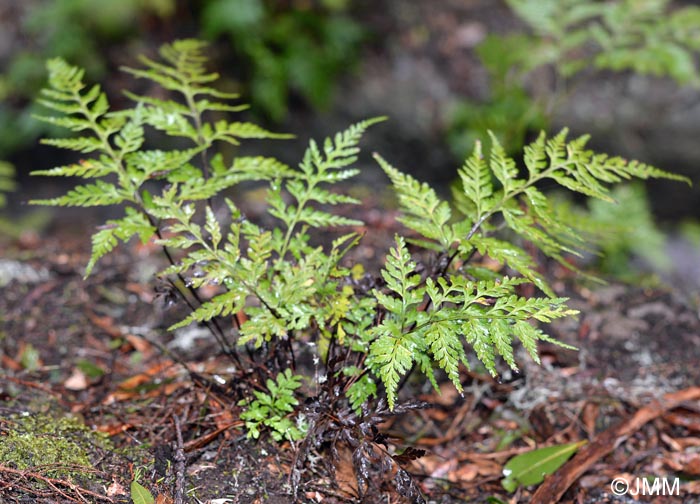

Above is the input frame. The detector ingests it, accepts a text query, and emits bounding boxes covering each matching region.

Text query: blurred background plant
[0,0,364,159]
[200,0,365,121]
[0,0,175,157]
[0,162,15,209]
[446,0,700,158]
[549,182,672,282]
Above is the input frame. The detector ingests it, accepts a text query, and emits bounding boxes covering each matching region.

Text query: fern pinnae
[273,118,384,258]
[32,40,692,429]
[374,153,454,249]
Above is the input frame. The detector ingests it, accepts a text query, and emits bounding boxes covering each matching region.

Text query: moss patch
[0,412,111,480]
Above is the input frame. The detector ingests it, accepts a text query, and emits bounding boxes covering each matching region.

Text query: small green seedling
[502,440,587,492]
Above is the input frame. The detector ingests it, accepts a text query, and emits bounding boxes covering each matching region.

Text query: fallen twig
[0,463,113,502]
[173,414,187,504]
[531,386,700,503]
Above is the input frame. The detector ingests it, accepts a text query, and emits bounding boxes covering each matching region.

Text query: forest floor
[1,193,700,504]
[2,1,700,502]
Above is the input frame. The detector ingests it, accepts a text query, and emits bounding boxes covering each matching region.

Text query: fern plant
[449,0,700,158]
[32,38,688,456]
[239,369,307,442]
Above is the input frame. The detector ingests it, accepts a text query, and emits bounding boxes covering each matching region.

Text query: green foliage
[448,0,700,157]
[0,413,111,479]
[201,0,364,120]
[0,161,15,208]
[32,38,689,451]
[0,0,362,157]
[448,35,548,158]
[501,440,586,492]
[561,182,673,279]
[372,131,688,407]
[130,479,155,504]
[507,0,700,84]
[239,369,307,442]
[0,0,175,157]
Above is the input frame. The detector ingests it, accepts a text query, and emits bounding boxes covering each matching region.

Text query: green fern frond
[31,160,112,179]
[368,326,416,410]
[425,322,465,391]
[369,236,429,408]
[378,236,423,311]
[123,39,217,92]
[269,118,383,257]
[375,154,454,249]
[467,235,552,296]
[30,181,126,207]
[211,120,294,144]
[454,130,688,276]
[229,156,295,180]
[169,288,246,331]
[39,136,106,154]
[457,140,494,223]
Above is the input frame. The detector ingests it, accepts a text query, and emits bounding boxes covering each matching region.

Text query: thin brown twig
[0,464,114,502]
[173,414,187,504]
[531,386,700,503]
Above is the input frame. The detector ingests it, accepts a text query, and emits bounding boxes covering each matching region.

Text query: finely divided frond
[457,140,494,222]
[378,236,423,312]
[30,181,126,207]
[85,208,155,277]
[169,288,246,331]
[369,326,416,410]
[375,154,454,249]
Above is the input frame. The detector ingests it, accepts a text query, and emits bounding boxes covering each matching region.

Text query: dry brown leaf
[64,368,88,391]
[106,480,128,497]
[664,411,700,432]
[124,333,154,355]
[155,494,174,504]
[448,463,479,482]
[86,311,123,338]
[686,456,700,476]
[95,422,134,436]
[660,432,683,451]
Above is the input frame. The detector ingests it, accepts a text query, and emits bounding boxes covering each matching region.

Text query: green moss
[0,413,112,479]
